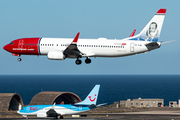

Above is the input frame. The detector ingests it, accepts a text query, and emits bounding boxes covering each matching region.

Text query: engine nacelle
[47,51,65,60]
[37,113,47,117]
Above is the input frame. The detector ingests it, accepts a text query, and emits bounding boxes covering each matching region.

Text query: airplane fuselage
[18,85,100,118]
[3,9,166,65]
[18,104,91,116]
[4,37,159,58]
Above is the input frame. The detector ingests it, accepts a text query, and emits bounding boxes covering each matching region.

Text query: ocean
[0,75,180,106]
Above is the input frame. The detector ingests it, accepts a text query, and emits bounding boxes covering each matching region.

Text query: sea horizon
[0,75,180,106]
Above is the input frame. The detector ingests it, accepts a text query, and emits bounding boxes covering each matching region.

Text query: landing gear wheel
[85,58,91,64]
[75,59,82,65]
[60,115,64,119]
[18,58,22,62]
[55,115,58,119]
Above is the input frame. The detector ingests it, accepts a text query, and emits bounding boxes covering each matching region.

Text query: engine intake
[47,51,65,60]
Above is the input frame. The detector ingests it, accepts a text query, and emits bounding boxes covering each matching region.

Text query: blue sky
[1,0,180,75]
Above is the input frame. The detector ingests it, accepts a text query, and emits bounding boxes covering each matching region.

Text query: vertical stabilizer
[75,85,100,105]
[129,9,166,42]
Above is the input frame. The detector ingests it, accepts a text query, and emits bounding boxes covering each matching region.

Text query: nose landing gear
[18,58,22,62]
[17,55,22,62]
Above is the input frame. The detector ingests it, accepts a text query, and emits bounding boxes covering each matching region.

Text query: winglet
[72,32,80,43]
[129,29,136,37]
[51,102,56,109]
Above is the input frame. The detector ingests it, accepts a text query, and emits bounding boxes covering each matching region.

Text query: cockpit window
[9,42,14,45]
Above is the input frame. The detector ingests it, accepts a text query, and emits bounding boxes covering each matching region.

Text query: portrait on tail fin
[146,22,159,39]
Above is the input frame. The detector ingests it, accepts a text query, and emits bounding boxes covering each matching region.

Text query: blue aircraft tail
[129,9,166,42]
[75,85,100,105]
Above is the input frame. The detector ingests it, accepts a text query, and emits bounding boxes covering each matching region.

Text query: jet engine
[47,51,65,60]
[37,113,47,117]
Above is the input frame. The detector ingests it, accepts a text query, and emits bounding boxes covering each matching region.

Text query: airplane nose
[3,45,8,51]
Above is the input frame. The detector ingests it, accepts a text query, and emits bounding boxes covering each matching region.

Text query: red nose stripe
[4,38,41,55]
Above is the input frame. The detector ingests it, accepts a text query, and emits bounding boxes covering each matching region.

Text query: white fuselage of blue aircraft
[18,85,100,119]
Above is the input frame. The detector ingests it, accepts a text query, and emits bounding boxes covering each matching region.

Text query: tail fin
[129,9,166,42]
[75,85,100,105]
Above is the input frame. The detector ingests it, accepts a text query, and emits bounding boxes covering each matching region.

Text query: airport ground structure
[119,98,180,108]
[0,91,81,112]
[1,92,180,119]
[0,93,23,111]
[120,98,164,108]
[0,91,180,112]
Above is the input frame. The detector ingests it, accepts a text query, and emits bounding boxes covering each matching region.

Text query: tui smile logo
[89,94,96,102]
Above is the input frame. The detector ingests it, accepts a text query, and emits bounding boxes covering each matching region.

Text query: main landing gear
[75,59,82,65]
[75,58,91,65]
[55,115,63,119]
[60,115,64,119]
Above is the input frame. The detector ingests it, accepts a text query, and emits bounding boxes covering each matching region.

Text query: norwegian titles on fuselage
[3,9,167,65]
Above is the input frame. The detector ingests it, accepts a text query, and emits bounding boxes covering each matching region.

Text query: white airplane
[18,85,101,119]
[3,9,168,65]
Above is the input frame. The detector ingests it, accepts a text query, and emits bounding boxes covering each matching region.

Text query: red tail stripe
[157,9,166,14]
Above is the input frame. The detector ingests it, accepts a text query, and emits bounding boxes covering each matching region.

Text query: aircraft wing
[46,103,59,117]
[63,32,83,58]
[46,109,58,116]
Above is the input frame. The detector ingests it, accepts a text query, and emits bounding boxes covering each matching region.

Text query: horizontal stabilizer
[161,40,176,44]
[97,103,107,106]
[145,42,160,46]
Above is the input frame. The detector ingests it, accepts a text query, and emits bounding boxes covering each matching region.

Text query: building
[120,98,164,108]
[169,101,178,108]
[0,93,24,111]
[29,91,82,105]
[0,91,82,111]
